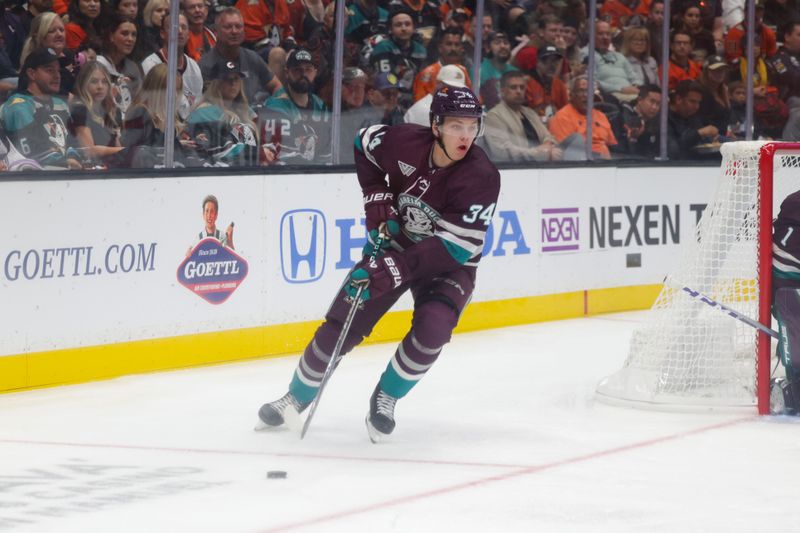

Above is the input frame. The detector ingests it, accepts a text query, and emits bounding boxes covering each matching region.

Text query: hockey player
[258,85,500,441]
[772,189,800,414]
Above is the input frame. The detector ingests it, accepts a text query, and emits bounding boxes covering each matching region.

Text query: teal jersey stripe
[773,267,800,281]
[354,130,364,153]
[439,236,472,264]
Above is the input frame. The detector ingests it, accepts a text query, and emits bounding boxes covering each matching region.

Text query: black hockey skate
[256,392,309,429]
[366,384,397,443]
[770,378,800,415]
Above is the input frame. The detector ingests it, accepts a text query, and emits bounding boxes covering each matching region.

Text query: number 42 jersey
[355,123,500,271]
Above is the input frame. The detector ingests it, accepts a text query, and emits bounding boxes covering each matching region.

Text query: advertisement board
[0,166,718,361]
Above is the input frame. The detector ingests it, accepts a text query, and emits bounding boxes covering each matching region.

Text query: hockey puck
[267,470,287,479]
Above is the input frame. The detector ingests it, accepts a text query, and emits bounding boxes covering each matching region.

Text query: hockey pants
[288,261,476,403]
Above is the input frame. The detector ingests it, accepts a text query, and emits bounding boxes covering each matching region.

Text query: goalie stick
[667,278,779,340]
[300,228,387,439]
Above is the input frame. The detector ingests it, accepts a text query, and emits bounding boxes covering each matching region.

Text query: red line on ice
[257,415,754,532]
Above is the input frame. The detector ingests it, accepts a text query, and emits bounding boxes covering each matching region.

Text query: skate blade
[254,418,272,431]
[283,405,303,432]
[365,416,385,444]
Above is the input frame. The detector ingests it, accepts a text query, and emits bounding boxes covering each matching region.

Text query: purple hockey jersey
[774,189,800,280]
[354,123,500,278]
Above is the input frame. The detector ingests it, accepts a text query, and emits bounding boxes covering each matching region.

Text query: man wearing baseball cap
[404,64,467,125]
[340,67,372,164]
[199,7,282,104]
[366,72,404,127]
[259,47,331,164]
[479,31,518,110]
[526,45,569,122]
[0,47,79,169]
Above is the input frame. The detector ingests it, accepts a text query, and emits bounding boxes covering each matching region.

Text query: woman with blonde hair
[133,0,169,61]
[21,12,81,96]
[69,61,124,164]
[621,26,658,87]
[122,63,192,166]
[187,61,263,166]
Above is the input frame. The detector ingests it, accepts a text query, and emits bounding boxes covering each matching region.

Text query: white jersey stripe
[300,357,325,380]
[411,334,441,356]
[311,339,332,363]
[436,230,482,255]
[774,258,800,272]
[437,218,487,241]
[773,244,800,264]
[295,368,321,387]
[390,356,424,382]
[398,343,437,372]
[359,125,384,170]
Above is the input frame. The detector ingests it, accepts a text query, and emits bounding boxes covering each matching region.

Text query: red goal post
[757,142,800,413]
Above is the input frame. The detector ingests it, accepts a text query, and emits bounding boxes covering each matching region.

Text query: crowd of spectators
[1,0,800,170]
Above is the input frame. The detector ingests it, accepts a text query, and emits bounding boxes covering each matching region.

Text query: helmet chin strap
[433,124,458,163]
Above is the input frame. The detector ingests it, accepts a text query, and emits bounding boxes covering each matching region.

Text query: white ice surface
[0,311,797,532]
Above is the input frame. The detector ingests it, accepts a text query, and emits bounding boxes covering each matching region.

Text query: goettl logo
[178,239,249,304]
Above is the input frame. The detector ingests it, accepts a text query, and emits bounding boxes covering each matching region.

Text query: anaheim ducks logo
[231,122,257,146]
[404,206,433,236]
[398,193,441,242]
[45,114,67,151]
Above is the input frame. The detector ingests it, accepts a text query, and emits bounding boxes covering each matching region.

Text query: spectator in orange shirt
[599,0,651,30]
[549,75,617,159]
[526,45,568,123]
[439,0,471,23]
[724,0,777,62]
[412,27,471,101]
[65,0,103,53]
[235,0,293,48]
[183,0,217,61]
[660,29,701,90]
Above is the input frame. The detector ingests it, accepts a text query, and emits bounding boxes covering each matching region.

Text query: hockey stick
[667,278,779,339]
[300,229,387,439]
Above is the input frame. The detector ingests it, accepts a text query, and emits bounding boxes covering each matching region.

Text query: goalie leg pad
[773,288,800,377]
[771,378,800,415]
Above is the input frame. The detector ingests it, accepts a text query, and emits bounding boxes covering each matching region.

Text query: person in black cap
[366,71,404,126]
[199,7,282,104]
[697,54,731,137]
[187,60,261,166]
[259,47,330,164]
[526,44,569,122]
[0,47,80,169]
[479,31,518,110]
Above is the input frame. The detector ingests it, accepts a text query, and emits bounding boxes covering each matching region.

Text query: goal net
[596,141,800,413]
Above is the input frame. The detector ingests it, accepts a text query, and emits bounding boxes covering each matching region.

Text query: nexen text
[3,243,157,281]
